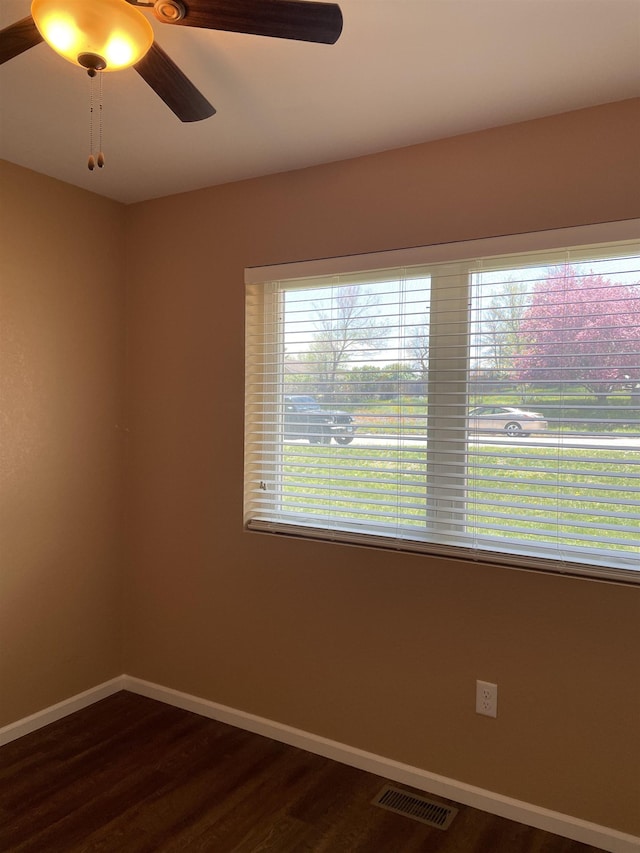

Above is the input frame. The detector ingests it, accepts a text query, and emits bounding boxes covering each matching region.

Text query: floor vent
[372,785,458,830]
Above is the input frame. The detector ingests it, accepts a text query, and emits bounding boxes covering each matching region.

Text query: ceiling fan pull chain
[97,72,105,169]
[87,72,105,171]
[88,72,95,171]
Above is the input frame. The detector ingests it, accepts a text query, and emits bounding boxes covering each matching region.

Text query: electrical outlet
[476,680,498,718]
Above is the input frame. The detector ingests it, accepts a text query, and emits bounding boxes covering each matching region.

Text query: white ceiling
[1,0,639,204]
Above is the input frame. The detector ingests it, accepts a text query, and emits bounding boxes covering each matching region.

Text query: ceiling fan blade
[134,42,215,122]
[0,16,44,65]
[164,0,343,45]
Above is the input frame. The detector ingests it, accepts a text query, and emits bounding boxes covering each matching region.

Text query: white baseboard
[0,676,125,747]
[2,674,638,853]
[123,675,639,853]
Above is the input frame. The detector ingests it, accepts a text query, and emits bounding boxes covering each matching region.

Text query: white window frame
[245,220,640,585]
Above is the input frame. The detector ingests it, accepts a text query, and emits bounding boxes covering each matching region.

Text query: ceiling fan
[0,0,343,122]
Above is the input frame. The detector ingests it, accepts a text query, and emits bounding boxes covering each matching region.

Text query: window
[245,222,640,584]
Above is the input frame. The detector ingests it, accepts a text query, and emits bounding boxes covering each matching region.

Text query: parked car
[468,406,548,437]
[284,395,357,445]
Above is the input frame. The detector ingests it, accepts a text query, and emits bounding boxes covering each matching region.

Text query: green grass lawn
[281,442,639,558]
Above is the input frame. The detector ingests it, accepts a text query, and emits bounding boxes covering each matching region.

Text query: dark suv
[284,395,356,445]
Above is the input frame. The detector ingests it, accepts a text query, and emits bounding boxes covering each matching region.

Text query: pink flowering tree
[515,265,640,401]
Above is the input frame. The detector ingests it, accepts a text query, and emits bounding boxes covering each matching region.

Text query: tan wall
[0,161,125,723]
[1,99,638,836]
[124,99,640,836]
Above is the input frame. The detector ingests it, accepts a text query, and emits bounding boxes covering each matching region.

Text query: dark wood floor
[0,691,604,852]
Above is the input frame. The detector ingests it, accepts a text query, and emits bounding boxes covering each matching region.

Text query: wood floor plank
[0,692,606,852]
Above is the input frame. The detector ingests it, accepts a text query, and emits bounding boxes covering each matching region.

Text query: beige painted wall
[1,99,638,837]
[0,161,125,723]
[123,100,640,834]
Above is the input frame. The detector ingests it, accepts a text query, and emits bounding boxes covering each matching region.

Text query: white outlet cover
[476,680,498,718]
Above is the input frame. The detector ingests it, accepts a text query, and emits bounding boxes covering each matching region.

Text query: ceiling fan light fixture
[31,0,154,71]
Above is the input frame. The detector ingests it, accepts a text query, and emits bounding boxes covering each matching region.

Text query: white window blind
[244,224,640,584]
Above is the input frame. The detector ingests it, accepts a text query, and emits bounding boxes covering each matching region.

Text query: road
[287,433,640,450]
[349,433,640,450]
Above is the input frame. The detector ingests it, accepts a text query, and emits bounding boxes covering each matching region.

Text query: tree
[341,364,387,403]
[376,362,417,400]
[515,265,640,400]
[405,323,429,381]
[477,279,529,378]
[309,285,389,399]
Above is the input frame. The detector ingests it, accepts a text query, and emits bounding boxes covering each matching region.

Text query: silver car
[468,406,548,437]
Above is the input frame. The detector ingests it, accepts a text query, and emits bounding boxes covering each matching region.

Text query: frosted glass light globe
[31,0,154,71]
